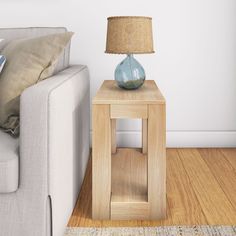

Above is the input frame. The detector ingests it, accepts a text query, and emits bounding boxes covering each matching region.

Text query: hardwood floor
[68,148,236,227]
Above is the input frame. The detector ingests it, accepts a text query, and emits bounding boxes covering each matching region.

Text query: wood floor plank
[199,149,236,210]
[178,148,236,225]
[166,149,207,225]
[68,148,236,227]
[220,148,236,171]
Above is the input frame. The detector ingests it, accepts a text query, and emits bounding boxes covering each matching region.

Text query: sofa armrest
[20,65,90,236]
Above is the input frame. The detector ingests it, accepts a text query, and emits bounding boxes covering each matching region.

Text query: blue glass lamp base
[115,54,146,90]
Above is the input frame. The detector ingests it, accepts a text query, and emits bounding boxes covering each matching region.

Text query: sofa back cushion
[0,27,70,73]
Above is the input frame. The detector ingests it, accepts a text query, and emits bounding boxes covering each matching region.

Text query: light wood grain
[199,149,236,209]
[178,149,236,225]
[111,148,147,202]
[220,148,236,170]
[111,202,150,220]
[68,148,236,227]
[148,104,166,219]
[142,119,148,154]
[92,80,166,220]
[93,80,165,105]
[167,149,207,225]
[111,119,116,154]
[92,105,111,219]
[111,104,148,118]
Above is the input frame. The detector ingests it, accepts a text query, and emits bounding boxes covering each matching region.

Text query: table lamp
[105,16,154,90]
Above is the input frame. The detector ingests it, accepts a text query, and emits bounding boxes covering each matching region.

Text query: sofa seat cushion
[0,130,19,193]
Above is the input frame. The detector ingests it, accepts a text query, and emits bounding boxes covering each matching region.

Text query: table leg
[111,119,117,154]
[92,104,111,219]
[148,104,166,219]
[142,119,148,154]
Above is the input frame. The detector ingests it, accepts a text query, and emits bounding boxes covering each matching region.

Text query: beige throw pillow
[0,32,74,136]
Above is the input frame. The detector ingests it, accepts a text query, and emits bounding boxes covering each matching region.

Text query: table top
[93,80,165,105]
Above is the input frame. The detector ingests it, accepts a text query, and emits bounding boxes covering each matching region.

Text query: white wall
[1,0,236,146]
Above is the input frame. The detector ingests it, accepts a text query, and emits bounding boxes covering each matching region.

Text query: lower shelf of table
[111,148,149,220]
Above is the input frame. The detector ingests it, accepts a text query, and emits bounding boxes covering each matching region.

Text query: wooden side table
[92,80,166,220]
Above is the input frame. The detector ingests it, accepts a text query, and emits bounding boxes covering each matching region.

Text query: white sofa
[0,28,90,236]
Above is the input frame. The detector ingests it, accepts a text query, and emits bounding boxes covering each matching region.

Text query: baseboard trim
[166,131,236,147]
[90,131,236,147]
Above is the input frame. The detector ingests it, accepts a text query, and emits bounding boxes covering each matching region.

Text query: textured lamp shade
[105,16,154,54]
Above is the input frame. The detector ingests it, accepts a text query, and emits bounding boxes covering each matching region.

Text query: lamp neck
[127,54,134,58]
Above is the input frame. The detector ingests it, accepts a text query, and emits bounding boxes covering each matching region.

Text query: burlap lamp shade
[105,16,154,54]
[105,16,155,90]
